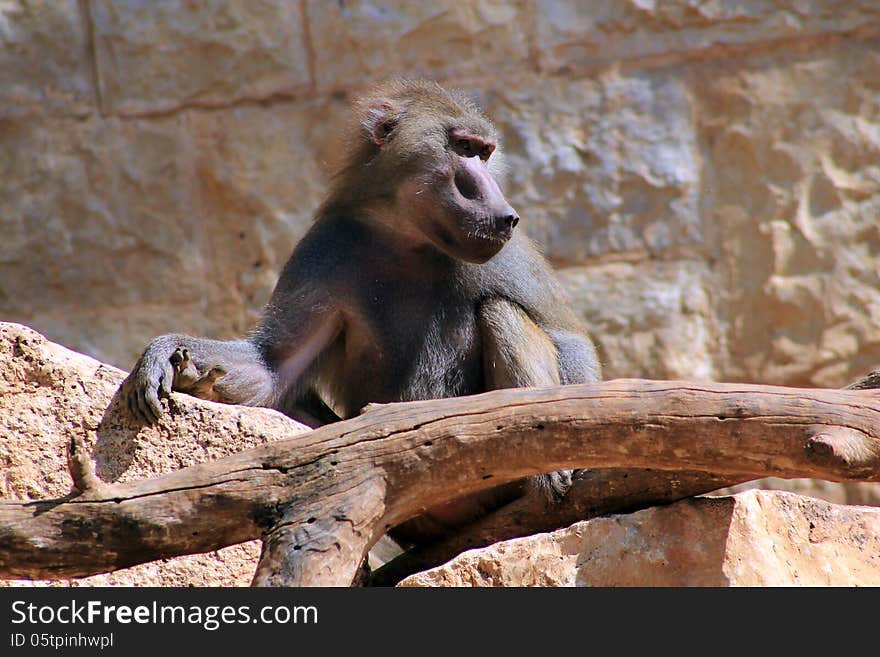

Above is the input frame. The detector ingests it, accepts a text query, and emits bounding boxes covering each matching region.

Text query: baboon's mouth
[462,226,511,262]
[428,220,508,264]
[471,218,514,245]
[471,230,508,245]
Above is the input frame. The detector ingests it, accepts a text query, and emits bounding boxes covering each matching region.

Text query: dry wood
[2,379,880,586]
[370,363,880,583]
[368,468,752,586]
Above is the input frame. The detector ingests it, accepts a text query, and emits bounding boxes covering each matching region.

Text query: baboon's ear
[363,100,400,146]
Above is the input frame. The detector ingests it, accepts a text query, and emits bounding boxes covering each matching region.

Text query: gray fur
[121,79,601,542]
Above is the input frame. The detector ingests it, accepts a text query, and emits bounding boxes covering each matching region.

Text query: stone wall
[3,1,880,388]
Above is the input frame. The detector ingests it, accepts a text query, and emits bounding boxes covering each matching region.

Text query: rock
[0,0,93,119]
[483,71,702,265]
[713,477,880,508]
[89,0,311,116]
[534,0,880,74]
[0,322,310,587]
[399,490,880,587]
[0,113,214,369]
[558,260,721,380]
[307,1,531,94]
[696,42,880,387]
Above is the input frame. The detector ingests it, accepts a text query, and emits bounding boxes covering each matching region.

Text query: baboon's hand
[170,347,227,401]
[121,339,178,424]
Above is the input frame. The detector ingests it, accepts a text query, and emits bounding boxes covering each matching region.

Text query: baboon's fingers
[122,377,153,424]
[202,366,227,384]
[140,385,163,425]
[125,385,140,421]
[158,370,172,398]
[169,347,191,369]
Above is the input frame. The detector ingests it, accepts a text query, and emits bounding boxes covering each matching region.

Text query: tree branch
[368,468,751,586]
[370,369,880,584]
[2,379,880,586]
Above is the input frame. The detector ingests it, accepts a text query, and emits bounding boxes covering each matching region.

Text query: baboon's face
[411,129,518,264]
[361,83,520,264]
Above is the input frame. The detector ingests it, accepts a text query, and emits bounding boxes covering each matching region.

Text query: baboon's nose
[495,213,519,233]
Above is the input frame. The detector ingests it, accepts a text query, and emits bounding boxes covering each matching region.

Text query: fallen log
[2,379,880,586]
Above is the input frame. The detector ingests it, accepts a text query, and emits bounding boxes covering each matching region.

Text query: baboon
[122,79,601,542]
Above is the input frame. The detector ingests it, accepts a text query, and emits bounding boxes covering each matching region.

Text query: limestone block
[0,321,310,587]
[535,0,880,73]
[0,115,207,367]
[558,260,722,380]
[696,42,880,386]
[400,490,880,586]
[308,0,530,92]
[481,72,702,264]
[89,0,310,115]
[0,0,93,118]
[0,97,339,369]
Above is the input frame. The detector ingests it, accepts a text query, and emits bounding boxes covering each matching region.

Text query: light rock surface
[715,477,880,508]
[399,489,880,587]
[486,72,702,265]
[89,0,311,116]
[559,260,721,380]
[696,44,880,387]
[308,1,531,93]
[0,0,93,118]
[0,322,310,587]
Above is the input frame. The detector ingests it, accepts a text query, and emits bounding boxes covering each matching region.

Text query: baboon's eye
[451,133,495,161]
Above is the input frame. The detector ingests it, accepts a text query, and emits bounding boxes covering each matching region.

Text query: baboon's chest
[333,287,484,413]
